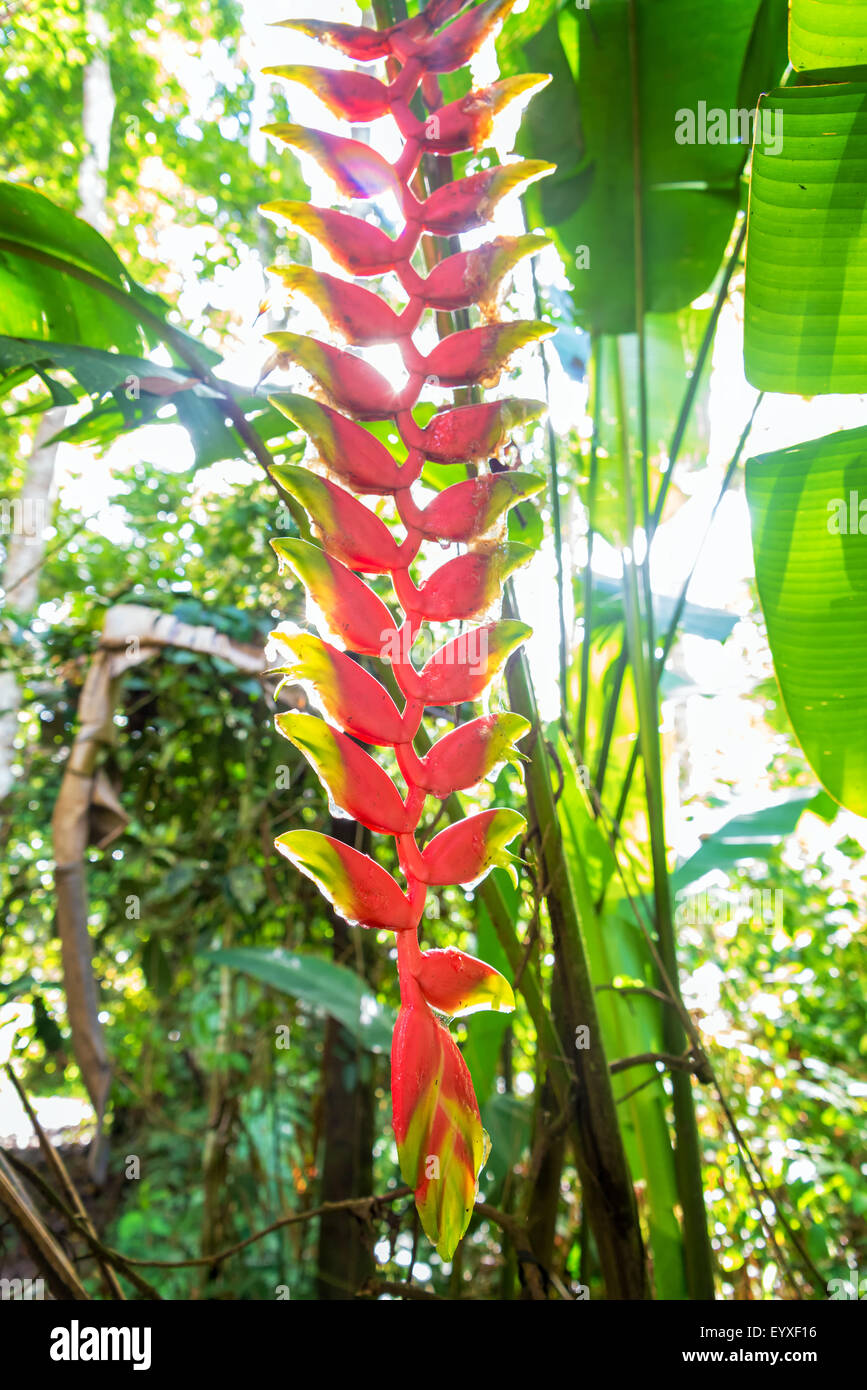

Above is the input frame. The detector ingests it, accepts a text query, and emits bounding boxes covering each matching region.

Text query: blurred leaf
[672,789,827,891]
[204,946,395,1052]
[502,0,760,333]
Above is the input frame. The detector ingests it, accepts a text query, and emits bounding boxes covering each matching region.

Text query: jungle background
[0,0,865,1301]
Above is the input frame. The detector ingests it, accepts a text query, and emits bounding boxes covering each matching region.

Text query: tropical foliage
[0,0,864,1303]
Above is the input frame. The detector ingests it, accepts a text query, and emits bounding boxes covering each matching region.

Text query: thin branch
[5,1063,125,1300]
[120,1187,413,1269]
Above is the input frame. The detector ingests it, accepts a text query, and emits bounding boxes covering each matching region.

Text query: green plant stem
[627,0,656,684]
[590,217,747,792]
[609,393,764,843]
[530,255,569,724]
[503,588,649,1300]
[614,339,715,1300]
[577,336,601,760]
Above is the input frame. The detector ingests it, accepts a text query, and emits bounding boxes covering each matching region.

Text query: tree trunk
[0,0,115,804]
[0,410,64,801]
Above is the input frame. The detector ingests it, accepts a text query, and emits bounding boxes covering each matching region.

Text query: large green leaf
[203,946,396,1053]
[590,575,738,644]
[0,337,301,468]
[672,789,831,892]
[790,0,867,70]
[501,0,760,333]
[479,1092,532,1202]
[746,425,867,814]
[744,84,867,393]
[0,336,210,401]
[0,182,162,354]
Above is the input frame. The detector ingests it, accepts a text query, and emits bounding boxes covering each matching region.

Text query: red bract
[418,235,551,313]
[262,0,551,1261]
[269,393,407,494]
[270,464,405,573]
[412,398,546,463]
[260,201,405,278]
[261,66,392,125]
[421,161,554,236]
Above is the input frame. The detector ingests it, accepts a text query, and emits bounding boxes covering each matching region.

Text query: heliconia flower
[271,18,393,63]
[412,397,546,464]
[414,712,531,797]
[419,807,526,888]
[417,0,515,73]
[271,631,407,746]
[424,320,554,390]
[276,712,416,835]
[408,543,533,622]
[260,202,402,278]
[261,124,400,201]
[391,996,487,1259]
[276,829,415,931]
[261,0,553,1260]
[420,234,550,314]
[414,946,516,1017]
[262,65,391,125]
[410,619,532,706]
[271,539,394,656]
[269,265,402,346]
[422,160,555,236]
[418,75,550,155]
[270,463,404,573]
[405,472,545,543]
[264,332,397,419]
[268,393,408,495]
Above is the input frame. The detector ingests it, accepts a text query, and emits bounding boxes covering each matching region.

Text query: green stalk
[609,394,764,844]
[590,218,746,792]
[626,0,656,684]
[613,340,715,1300]
[503,607,650,1300]
[530,255,569,724]
[577,336,601,760]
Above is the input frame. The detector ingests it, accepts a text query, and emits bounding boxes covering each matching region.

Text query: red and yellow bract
[262,0,552,1261]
